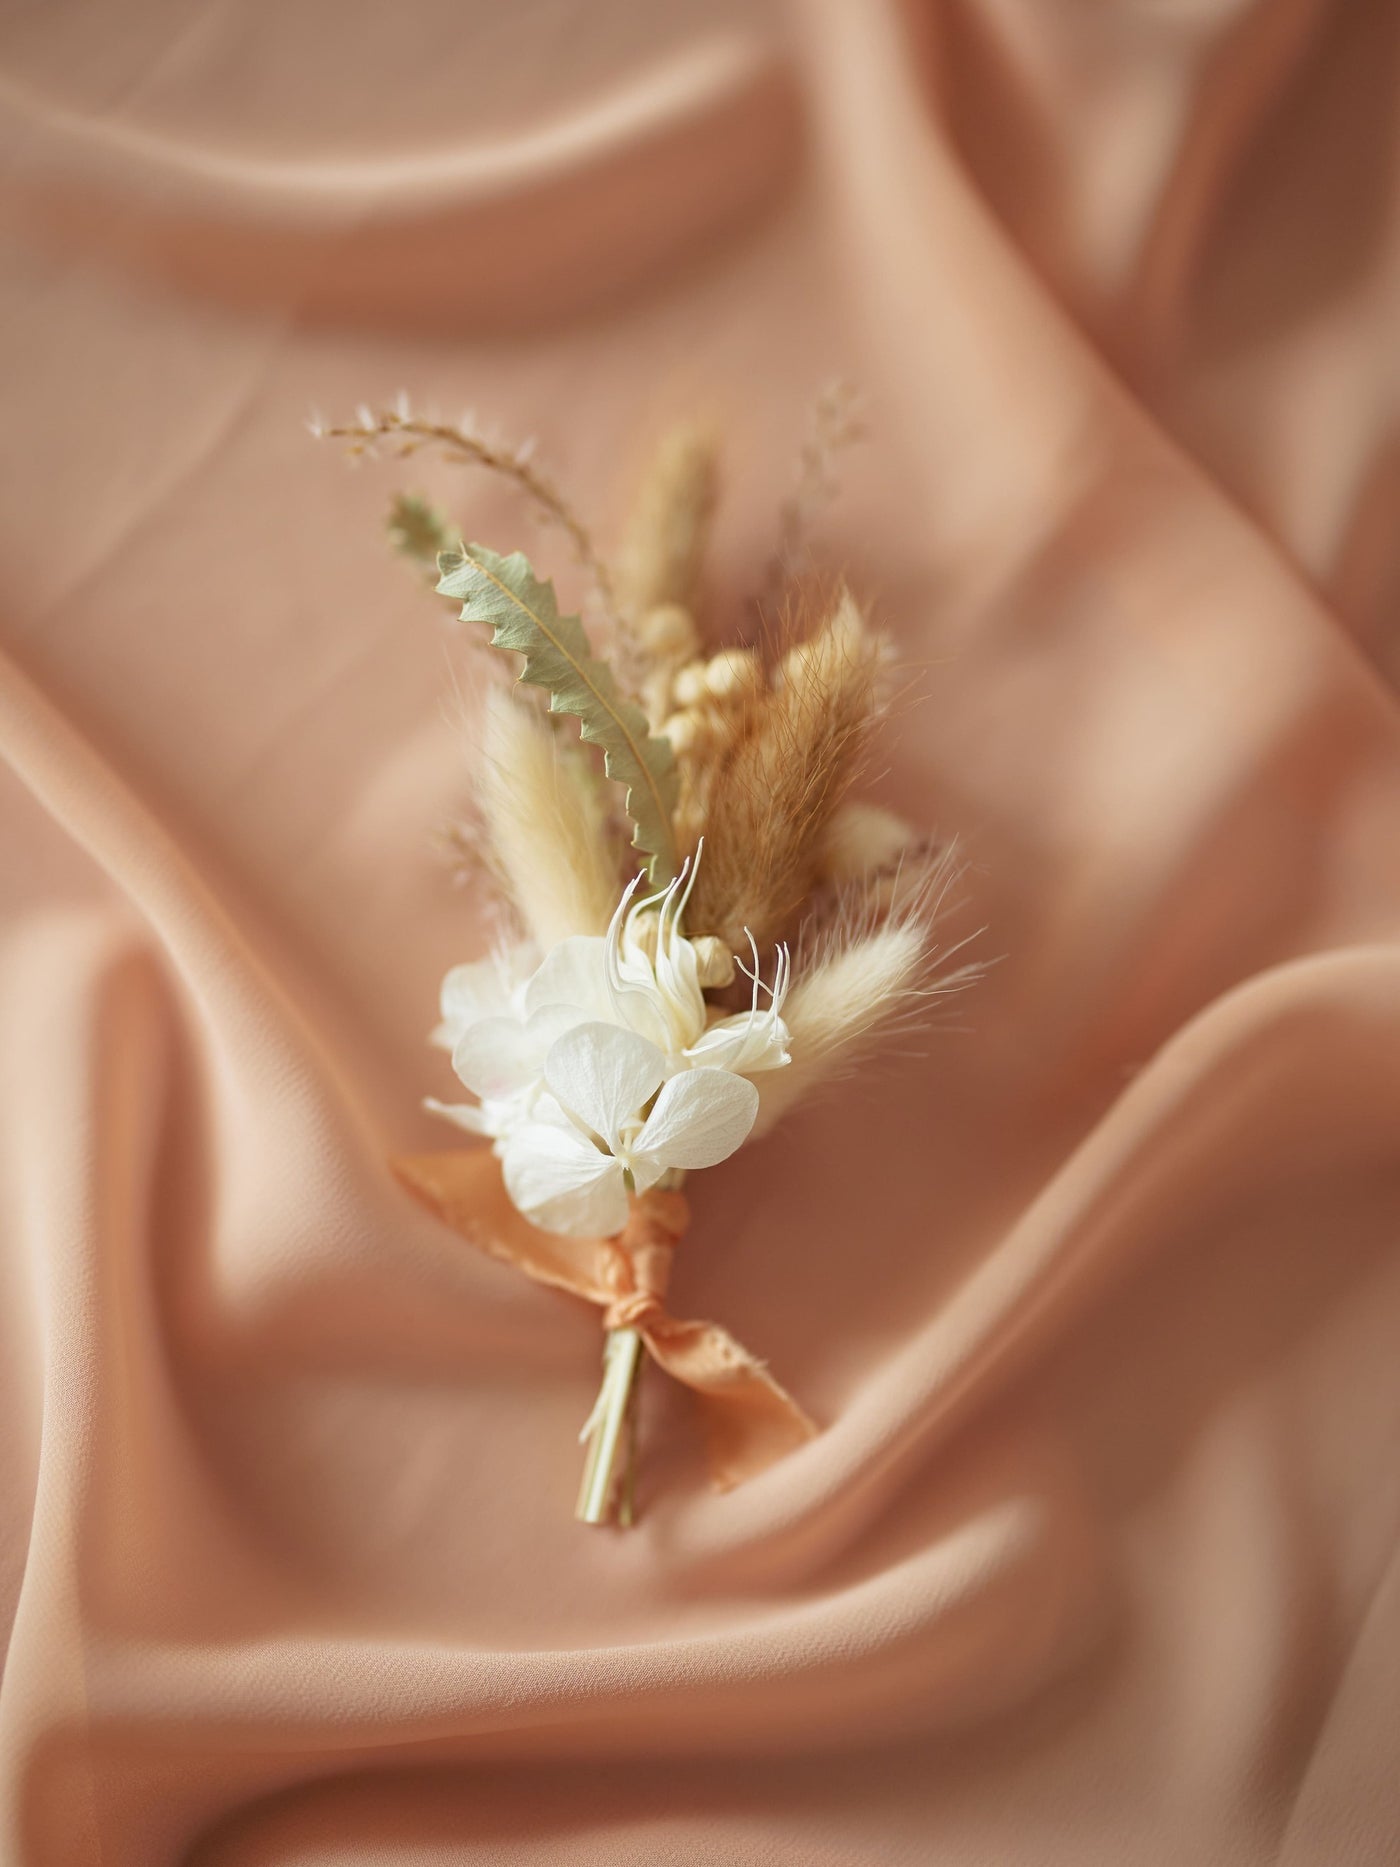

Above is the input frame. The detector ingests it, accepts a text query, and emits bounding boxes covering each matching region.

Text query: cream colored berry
[702,648,762,702]
[639,602,699,665]
[821,802,915,881]
[661,710,702,754]
[671,661,711,708]
[691,935,737,989]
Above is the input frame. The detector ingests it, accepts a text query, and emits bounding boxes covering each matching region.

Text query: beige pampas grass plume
[682,586,883,952]
[476,687,620,949]
[617,422,717,724]
[617,422,718,621]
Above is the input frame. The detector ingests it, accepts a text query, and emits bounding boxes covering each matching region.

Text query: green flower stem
[576,1327,644,1526]
[617,1350,645,1528]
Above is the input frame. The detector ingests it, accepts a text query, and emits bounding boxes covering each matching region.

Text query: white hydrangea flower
[424,941,544,1138]
[426,853,792,1235]
[501,1024,759,1237]
[430,941,538,1051]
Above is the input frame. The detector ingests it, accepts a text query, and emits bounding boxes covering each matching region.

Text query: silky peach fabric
[2,2,1399,1861]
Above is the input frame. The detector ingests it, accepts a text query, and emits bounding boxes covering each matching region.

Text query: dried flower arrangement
[318,395,974,1525]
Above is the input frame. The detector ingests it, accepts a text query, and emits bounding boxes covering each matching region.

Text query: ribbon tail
[395,1153,817,1493]
[393,1149,610,1305]
[642,1314,819,1492]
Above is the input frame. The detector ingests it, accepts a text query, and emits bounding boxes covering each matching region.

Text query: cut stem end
[576,1328,644,1526]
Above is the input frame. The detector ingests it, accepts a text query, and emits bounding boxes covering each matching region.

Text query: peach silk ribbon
[393,1148,817,1491]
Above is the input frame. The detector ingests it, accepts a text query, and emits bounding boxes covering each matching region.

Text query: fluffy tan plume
[681,587,883,951]
[617,423,718,723]
[476,687,621,949]
[616,422,718,621]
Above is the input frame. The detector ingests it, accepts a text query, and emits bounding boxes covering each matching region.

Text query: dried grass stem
[320,405,617,623]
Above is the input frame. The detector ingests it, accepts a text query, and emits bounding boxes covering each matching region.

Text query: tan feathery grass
[616,422,718,622]
[616,422,717,721]
[680,586,883,951]
[476,687,621,949]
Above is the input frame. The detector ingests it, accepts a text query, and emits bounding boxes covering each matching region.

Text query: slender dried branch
[764,380,866,598]
[314,399,618,624]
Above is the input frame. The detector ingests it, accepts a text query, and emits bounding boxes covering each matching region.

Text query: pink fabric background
[3,1,1400,1859]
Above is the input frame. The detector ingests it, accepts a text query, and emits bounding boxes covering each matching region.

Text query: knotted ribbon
[393,1148,817,1491]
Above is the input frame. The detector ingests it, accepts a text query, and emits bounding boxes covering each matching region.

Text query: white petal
[632,1066,759,1172]
[500,1122,628,1237]
[627,1151,667,1196]
[434,962,498,1049]
[523,937,613,1021]
[525,1001,591,1053]
[687,1011,791,1074]
[423,1096,491,1134]
[521,1090,577,1131]
[650,896,707,1049]
[452,1016,535,1099]
[439,957,496,1022]
[543,1022,666,1153]
[606,952,674,1050]
[437,948,531,1035]
[613,989,674,1053]
[452,1004,579,1100]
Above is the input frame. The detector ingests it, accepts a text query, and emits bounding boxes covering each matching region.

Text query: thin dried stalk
[763,380,866,600]
[477,688,620,949]
[315,400,617,624]
[681,588,883,951]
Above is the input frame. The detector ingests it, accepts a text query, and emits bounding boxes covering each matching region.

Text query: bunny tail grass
[751,848,980,1138]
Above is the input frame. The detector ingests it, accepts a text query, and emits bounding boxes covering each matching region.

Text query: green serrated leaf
[388,493,457,579]
[438,543,679,883]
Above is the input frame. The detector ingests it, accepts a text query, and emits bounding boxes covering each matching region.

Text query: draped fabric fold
[392,1149,817,1491]
[6,0,1400,1859]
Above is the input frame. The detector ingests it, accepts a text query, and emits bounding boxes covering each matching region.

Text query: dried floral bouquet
[319,398,972,1525]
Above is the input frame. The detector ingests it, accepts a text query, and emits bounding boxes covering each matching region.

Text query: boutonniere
[318,396,974,1524]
